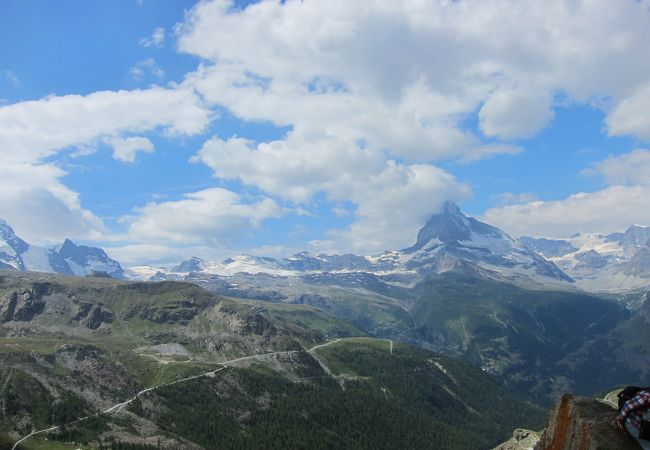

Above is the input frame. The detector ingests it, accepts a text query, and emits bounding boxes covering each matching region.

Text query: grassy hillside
[0,271,545,450]
[0,270,363,359]
[115,339,543,449]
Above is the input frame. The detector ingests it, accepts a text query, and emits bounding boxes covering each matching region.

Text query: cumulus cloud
[483,148,650,237]
[585,148,650,186]
[0,86,210,163]
[482,185,650,238]
[106,135,155,162]
[124,187,283,245]
[0,85,211,243]
[192,134,386,202]
[7,0,650,258]
[139,27,165,48]
[0,163,105,244]
[193,133,470,253]
[178,0,650,152]
[328,163,471,253]
[606,84,650,141]
[164,0,650,253]
[479,89,554,139]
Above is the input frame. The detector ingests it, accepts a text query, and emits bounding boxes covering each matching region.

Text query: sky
[1,0,650,266]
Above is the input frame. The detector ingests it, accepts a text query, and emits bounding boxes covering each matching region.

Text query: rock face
[619,246,650,276]
[535,394,639,450]
[0,285,49,322]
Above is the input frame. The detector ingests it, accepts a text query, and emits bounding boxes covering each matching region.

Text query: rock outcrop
[0,287,48,322]
[534,393,639,450]
[492,428,539,450]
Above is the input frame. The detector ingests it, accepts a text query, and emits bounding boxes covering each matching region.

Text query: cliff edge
[534,393,639,450]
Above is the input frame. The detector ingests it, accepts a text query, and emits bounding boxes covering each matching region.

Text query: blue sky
[1,0,650,266]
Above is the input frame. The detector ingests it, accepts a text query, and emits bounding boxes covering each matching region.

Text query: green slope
[409,272,630,403]
[132,338,544,450]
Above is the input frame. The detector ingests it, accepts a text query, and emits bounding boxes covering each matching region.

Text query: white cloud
[0,162,105,244]
[328,163,471,253]
[7,0,650,259]
[193,133,470,253]
[164,0,650,253]
[482,185,650,238]
[124,187,283,245]
[479,89,554,139]
[139,27,165,48]
[0,85,211,244]
[585,148,650,186]
[106,135,155,162]
[0,86,210,163]
[178,0,650,154]
[192,134,385,202]
[483,148,650,237]
[128,58,165,81]
[606,84,650,141]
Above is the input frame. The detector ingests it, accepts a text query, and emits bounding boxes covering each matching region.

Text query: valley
[0,272,544,449]
[1,204,649,449]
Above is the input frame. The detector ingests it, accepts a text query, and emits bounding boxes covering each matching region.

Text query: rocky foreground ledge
[495,393,641,450]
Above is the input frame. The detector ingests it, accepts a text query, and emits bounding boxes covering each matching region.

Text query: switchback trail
[10,339,356,450]
[11,352,309,448]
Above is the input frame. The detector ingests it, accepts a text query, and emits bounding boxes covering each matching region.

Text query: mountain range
[521,224,650,293]
[130,202,574,288]
[5,202,650,295]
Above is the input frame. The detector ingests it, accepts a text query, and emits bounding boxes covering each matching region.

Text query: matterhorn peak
[404,201,475,252]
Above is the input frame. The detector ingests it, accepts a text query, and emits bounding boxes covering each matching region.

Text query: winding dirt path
[10,346,321,449]
[11,338,365,449]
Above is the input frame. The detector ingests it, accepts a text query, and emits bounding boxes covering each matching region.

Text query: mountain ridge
[0,219,124,279]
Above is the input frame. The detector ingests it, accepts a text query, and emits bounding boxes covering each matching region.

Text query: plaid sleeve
[618,390,650,430]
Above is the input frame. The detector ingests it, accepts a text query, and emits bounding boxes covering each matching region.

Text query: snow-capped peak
[0,218,124,278]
